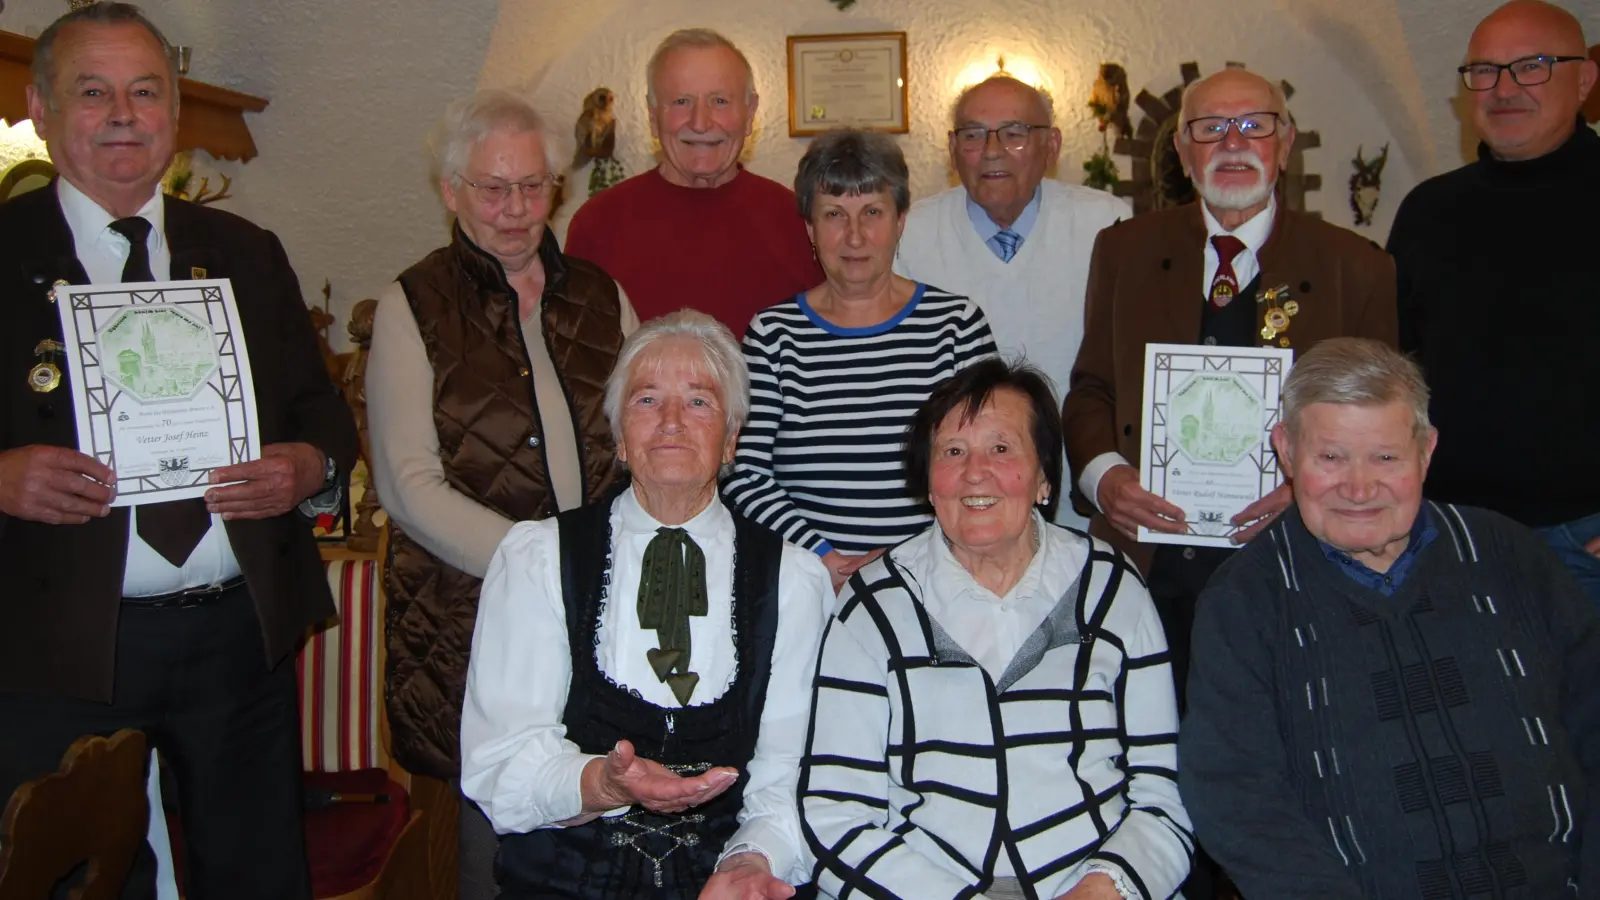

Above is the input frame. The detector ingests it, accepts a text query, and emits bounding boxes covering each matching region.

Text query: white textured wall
[2,0,499,347]
[491,0,1420,249]
[3,0,1596,342]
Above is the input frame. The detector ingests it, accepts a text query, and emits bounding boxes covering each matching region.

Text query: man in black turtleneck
[1388,0,1600,601]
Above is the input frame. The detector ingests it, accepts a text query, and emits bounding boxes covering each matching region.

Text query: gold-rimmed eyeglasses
[1458,55,1586,91]
[460,173,564,204]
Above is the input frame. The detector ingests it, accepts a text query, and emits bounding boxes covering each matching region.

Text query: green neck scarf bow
[636,526,709,706]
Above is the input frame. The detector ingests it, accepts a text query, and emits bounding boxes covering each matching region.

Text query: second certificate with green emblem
[54,279,261,506]
[1138,342,1292,548]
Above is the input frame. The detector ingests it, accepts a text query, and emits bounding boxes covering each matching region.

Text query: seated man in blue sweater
[1181,337,1600,898]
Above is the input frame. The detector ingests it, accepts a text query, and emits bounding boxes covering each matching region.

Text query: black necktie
[110,216,211,568]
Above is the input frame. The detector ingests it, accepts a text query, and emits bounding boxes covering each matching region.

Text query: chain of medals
[1257,283,1298,348]
[593,514,733,888]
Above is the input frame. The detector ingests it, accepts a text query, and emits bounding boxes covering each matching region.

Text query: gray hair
[603,309,752,475]
[427,89,561,186]
[950,75,1055,127]
[33,2,178,110]
[794,128,911,220]
[1281,338,1432,443]
[1177,71,1293,141]
[646,28,756,107]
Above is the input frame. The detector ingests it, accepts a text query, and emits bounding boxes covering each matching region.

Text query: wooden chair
[295,541,431,900]
[0,730,149,900]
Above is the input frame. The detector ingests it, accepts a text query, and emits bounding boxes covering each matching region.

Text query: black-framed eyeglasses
[1458,55,1586,91]
[950,123,1051,152]
[460,173,564,203]
[1183,112,1282,144]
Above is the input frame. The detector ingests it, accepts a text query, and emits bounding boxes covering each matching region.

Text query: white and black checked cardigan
[799,525,1194,899]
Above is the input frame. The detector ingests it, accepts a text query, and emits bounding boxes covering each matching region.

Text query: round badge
[1283,300,1300,316]
[28,362,60,393]
[1266,309,1291,331]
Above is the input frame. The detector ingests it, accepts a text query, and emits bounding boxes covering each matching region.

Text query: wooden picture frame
[786,32,909,137]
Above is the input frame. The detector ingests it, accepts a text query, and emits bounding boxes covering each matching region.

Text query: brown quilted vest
[386,225,625,778]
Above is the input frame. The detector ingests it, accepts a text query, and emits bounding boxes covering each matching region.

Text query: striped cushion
[296,559,382,772]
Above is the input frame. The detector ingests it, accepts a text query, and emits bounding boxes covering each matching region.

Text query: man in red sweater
[566,28,821,337]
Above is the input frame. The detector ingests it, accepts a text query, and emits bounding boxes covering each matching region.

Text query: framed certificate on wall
[786,32,909,137]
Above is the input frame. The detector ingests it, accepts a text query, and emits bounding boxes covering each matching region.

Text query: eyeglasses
[950,123,1051,152]
[459,173,564,203]
[1458,55,1586,91]
[1183,112,1282,144]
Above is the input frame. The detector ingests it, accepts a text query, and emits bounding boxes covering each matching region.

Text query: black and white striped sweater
[1181,502,1600,899]
[725,285,996,554]
[799,524,1194,899]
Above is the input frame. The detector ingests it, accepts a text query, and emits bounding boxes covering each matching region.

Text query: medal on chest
[28,339,63,393]
[1257,284,1298,347]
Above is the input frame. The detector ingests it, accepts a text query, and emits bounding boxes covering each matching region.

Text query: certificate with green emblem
[1138,343,1292,548]
[54,280,261,506]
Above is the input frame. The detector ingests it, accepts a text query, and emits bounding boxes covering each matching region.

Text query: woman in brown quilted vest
[366,89,639,898]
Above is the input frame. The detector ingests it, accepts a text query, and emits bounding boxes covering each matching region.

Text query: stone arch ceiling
[1285,0,1600,175]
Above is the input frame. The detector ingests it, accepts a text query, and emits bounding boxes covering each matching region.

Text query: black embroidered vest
[495,498,784,899]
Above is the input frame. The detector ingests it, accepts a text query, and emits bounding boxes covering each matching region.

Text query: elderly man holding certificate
[0,4,355,897]
[1063,67,1397,713]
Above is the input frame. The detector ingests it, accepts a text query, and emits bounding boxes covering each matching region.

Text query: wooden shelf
[0,29,268,161]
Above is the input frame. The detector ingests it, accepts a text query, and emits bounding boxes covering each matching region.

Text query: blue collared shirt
[1318,505,1438,596]
[965,186,1042,261]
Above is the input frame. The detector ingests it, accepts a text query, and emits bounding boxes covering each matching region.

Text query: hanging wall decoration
[573,87,624,197]
[1348,143,1388,227]
[1083,63,1130,193]
[1114,62,1321,216]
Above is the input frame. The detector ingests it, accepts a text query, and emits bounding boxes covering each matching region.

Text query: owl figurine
[572,87,617,170]
[573,87,624,196]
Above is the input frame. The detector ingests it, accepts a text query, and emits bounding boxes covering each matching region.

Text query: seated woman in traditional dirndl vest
[461,309,833,900]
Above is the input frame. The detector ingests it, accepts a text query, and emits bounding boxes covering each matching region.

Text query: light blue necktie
[993,229,1022,263]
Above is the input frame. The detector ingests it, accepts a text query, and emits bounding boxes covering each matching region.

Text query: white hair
[1177,72,1292,140]
[603,310,752,475]
[427,89,563,185]
[1281,337,1432,444]
[950,75,1055,127]
[646,28,756,107]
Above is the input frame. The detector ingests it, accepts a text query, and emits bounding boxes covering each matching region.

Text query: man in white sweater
[896,75,1129,528]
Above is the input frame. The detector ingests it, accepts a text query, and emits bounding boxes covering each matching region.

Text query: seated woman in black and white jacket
[799,358,1193,900]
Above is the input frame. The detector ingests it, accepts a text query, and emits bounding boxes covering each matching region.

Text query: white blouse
[917,511,1087,681]
[460,487,832,884]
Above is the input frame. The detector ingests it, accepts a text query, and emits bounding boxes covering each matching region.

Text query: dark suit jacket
[1063,203,1398,571]
[0,183,358,702]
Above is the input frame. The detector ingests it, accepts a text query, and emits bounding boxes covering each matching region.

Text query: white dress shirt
[56,178,243,596]
[917,510,1084,681]
[460,487,832,884]
[1078,197,1278,516]
[1200,195,1275,301]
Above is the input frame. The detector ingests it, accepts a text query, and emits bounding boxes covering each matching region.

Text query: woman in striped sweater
[724,128,996,590]
[799,360,1193,900]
